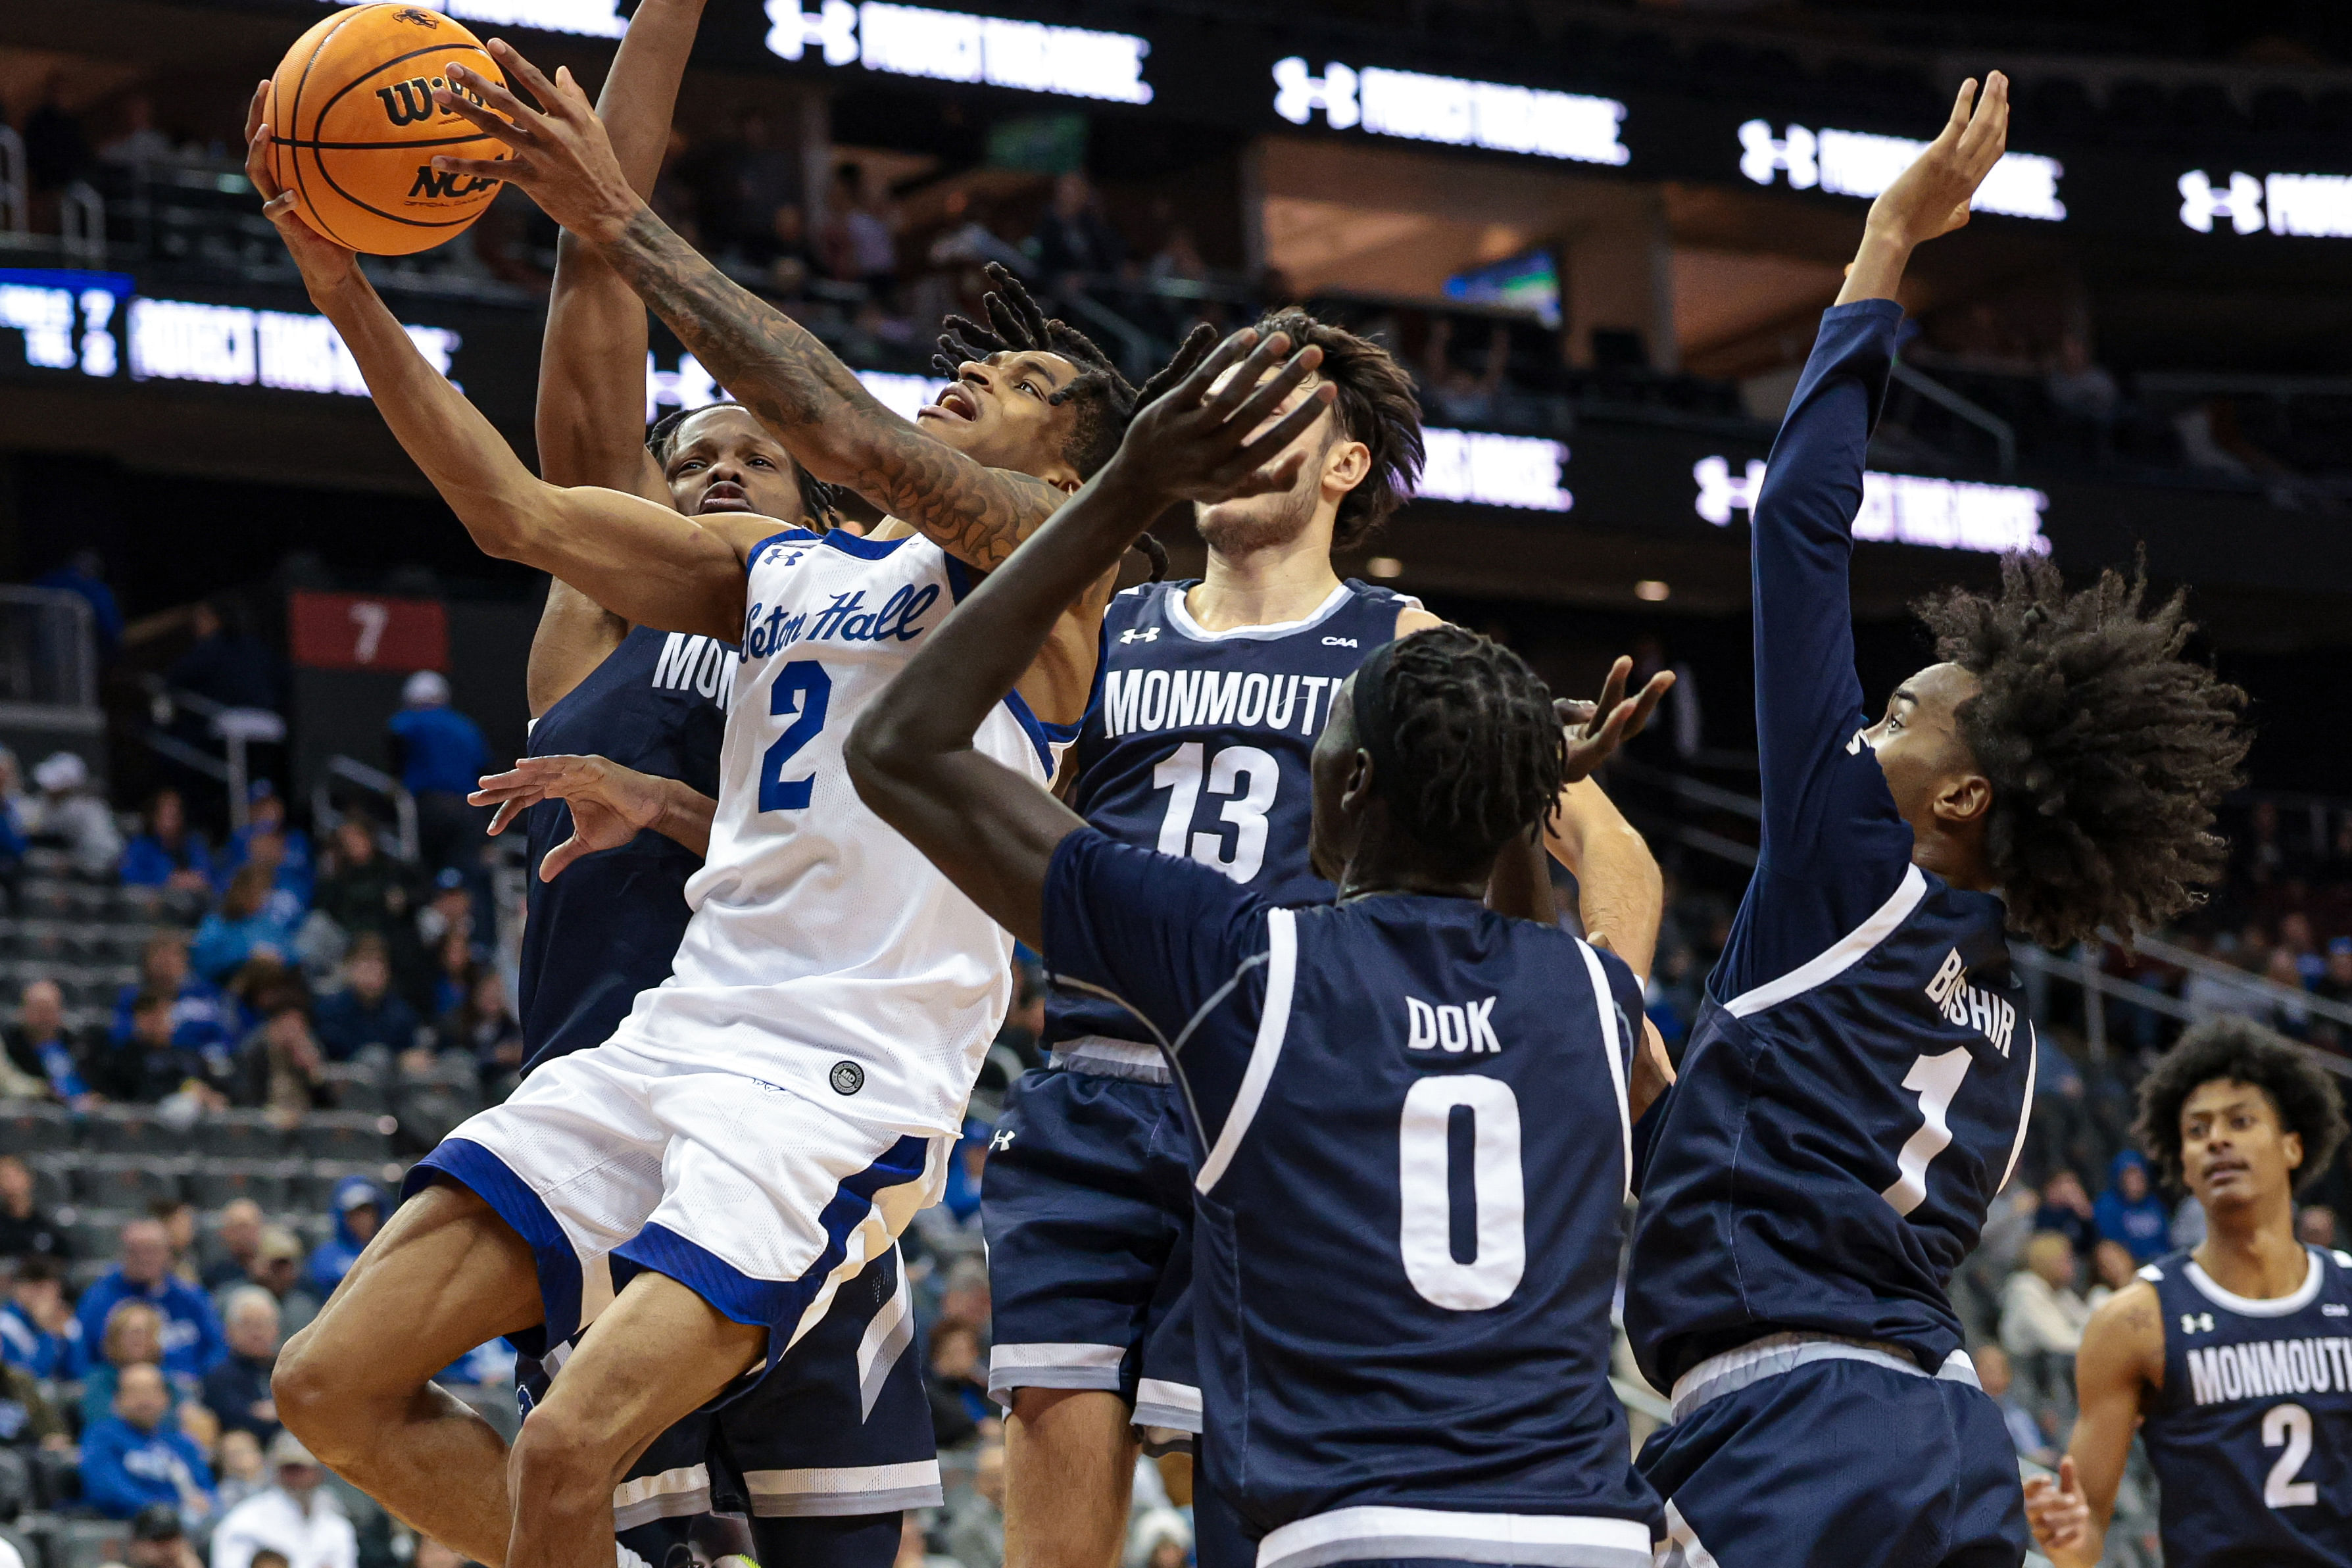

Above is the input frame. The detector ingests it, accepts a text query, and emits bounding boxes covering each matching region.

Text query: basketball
[266,3,510,257]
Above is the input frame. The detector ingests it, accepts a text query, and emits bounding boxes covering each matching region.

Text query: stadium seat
[0,1107,73,1157]
[295,1112,397,1164]
[291,1162,389,1212]
[84,1106,195,1158]
[26,1453,76,1513]
[188,1160,295,1212]
[193,1112,290,1162]
[0,1449,32,1521]
[318,1064,389,1115]
[65,1211,127,1262]
[21,1160,68,1211]
[49,1519,126,1568]
[12,885,72,922]
[69,1156,184,1210]
[12,929,88,967]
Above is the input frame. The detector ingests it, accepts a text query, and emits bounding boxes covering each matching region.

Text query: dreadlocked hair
[1249,310,1424,551]
[645,403,846,531]
[935,263,1212,583]
[1371,625,1565,874]
[1913,554,2247,948]
[2132,1017,2346,1194]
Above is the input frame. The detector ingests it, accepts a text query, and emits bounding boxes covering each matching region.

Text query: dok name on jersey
[1406,994,1503,1054]
[743,584,943,658]
[1101,667,1344,740]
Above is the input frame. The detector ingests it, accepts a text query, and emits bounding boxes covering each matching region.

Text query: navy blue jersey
[1043,827,1658,1567]
[1623,301,2034,1390]
[1046,578,1413,1056]
[2140,1245,2352,1568]
[516,626,730,1075]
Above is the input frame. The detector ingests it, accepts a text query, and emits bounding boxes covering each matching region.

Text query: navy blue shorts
[519,1246,940,1542]
[982,1065,1202,1433]
[1638,1343,2028,1568]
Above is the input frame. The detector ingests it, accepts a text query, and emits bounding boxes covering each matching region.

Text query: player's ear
[1934,770,1991,827]
[2284,1127,2305,1173]
[1321,436,1370,500]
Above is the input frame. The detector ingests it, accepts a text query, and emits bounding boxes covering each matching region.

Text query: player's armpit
[526,578,628,720]
[487,485,752,645]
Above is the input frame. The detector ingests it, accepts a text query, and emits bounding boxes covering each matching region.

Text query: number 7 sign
[289,591,447,673]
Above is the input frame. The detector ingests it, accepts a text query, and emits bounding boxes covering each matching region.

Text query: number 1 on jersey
[760,660,831,811]
[1882,1047,1972,1217]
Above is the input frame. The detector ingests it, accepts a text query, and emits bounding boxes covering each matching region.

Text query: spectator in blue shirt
[2092,1149,2173,1264]
[120,790,214,894]
[112,933,230,1056]
[74,1217,228,1380]
[304,1177,383,1299]
[0,1256,78,1378]
[219,783,314,910]
[387,671,487,875]
[36,549,124,655]
[312,937,419,1064]
[80,1362,215,1521]
[191,866,299,985]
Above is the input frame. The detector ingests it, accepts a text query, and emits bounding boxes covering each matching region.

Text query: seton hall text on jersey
[1100,668,1340,739]
[652,633,738,706]
[2187,1335,2352,1406]
[1925,947,2017,1056]
[742,584,943,658]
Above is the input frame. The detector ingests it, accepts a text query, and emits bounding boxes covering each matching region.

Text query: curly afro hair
[1371,625,1565,875]
[2132,1018,2347,1194]
[1913,554,2247,948]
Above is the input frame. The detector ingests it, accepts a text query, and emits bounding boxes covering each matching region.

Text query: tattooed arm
[435,44,1067,573]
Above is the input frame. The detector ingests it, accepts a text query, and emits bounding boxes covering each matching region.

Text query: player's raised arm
[245,89,750,644]
[432,42,1067,571]
[848,328,1333,944]
[1748,73,2007,873]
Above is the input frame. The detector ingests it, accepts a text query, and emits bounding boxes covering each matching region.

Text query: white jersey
[610,526,1058,1137]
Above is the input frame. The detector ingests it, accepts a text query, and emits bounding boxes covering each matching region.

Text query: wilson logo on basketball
[391,9,441,27]
[376,80,435,126]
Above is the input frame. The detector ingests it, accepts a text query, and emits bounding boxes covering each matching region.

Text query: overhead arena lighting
[1737,120,2066,222]
[2179,170,2352,238]
[1694,455,2051,555]
[1273,59,1630,166]
[764,2,1154,105]
[318,0,627,39]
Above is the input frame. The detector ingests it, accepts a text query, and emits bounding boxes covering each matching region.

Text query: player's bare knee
[508,1401,624,1500]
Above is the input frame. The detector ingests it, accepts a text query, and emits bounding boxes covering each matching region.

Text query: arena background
[0,1,2346,1565]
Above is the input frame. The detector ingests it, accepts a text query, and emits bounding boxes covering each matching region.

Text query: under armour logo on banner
[1693,454,1768,526]
[1273,57,1359,131]
[764,0,858,65]
[1738,120,1819,191]
[2178,170,2265,234]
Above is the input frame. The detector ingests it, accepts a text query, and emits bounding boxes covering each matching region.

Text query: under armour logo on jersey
[1694,454,1767,526]
[1119,626,1160,645]
[2179,170,2265,235]
[1321,636,1358,648]
[989,1127,1016,1153]
[1845,727,1869,756]
[764,0,858,64]
[1272,58,1359,130]
[1738,120,1819,191]
[2181,1311,2216,1335]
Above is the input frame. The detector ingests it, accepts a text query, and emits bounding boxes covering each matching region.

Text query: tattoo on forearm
[604,208,1057,568]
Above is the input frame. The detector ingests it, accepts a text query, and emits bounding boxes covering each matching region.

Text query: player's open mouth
[921,383,980,423]
[698,481,752,512]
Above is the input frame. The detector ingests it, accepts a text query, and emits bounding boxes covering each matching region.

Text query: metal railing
[59,183,104,266]
[1889,361,2020,476]
[0,128,24,236]
[311,756,418,864]
[140,678,285,833]
[0,588,97,715]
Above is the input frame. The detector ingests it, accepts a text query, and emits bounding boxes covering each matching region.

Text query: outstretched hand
[431,38,639,245]
[1868,72,2010,249]
[470,754,668,881]
[1555,656,1674,783]
[2022,1458,2094,1558]
[242,80,359,295]
[1103,327,1335,508]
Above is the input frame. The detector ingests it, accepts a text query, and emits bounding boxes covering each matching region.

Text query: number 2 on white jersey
[1153,741,1279,883]
[2265,1404,2319,1508]
[760,661,830,812]
[1882,1047,1972,1217]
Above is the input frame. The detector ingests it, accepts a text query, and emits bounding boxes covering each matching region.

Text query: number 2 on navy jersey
[760,660,830,811]
[1154,742,1279,883]
[2265,1404,2319,1508]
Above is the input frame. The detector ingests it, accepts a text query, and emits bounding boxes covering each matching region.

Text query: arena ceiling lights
[762,1,1154,105]
[1694,455,2051,556]
[2178,171,2352,239]
[1271,59,1630,167]
[1736,121,2067,222]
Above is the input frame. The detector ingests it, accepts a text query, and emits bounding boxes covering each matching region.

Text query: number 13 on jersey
[761,661,831,811]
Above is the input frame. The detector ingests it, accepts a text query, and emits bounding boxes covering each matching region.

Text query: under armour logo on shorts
[829,1061,865,1095]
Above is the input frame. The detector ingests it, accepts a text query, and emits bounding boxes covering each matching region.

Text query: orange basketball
[268,5,511,257]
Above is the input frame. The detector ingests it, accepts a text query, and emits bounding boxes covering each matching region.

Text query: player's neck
[1336,831,1488,904]
[2195,1199,2309,1300]
[1187,527,1344,633]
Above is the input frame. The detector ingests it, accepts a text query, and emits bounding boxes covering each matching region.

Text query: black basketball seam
[286,7,364,248]
[273,135,509,152]
[297,26,506,242]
